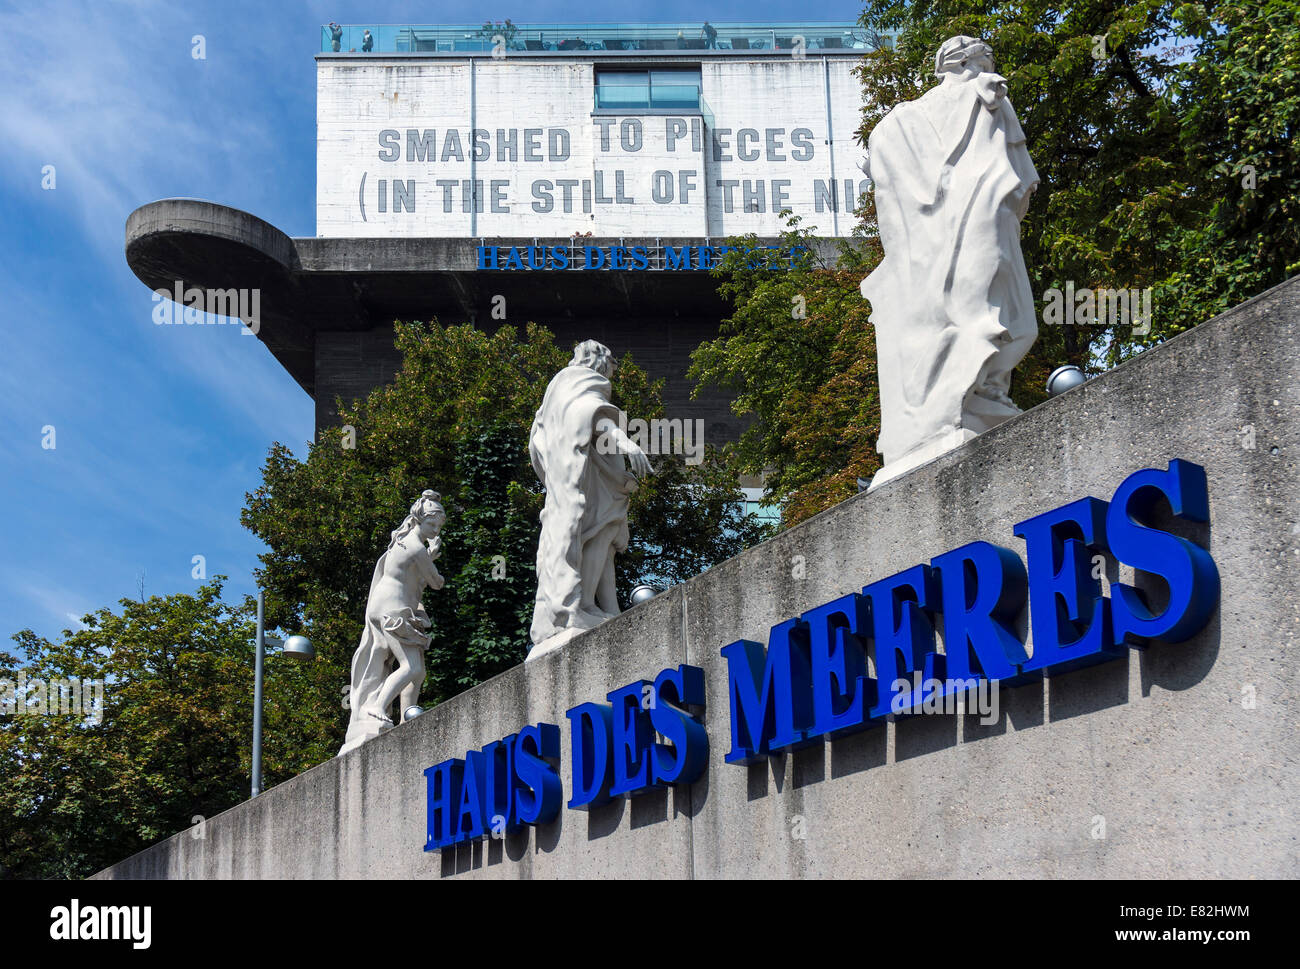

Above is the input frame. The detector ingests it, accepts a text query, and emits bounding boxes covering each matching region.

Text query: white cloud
[0,1,314,640]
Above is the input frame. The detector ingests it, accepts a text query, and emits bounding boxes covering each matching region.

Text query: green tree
[0,579,315,879]
[1152,1,1300,336]
[689,220,883,524]
[426,418,540,703]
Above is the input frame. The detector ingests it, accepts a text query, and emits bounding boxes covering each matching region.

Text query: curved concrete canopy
[125,200,314,390]
[125,198,834,399]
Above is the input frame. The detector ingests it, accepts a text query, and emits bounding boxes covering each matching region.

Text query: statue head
[934,35,994,77]
[570,339,615,378]
[412,490,445,533]
[388,489,445,549]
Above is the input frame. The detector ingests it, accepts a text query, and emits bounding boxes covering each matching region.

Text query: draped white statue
[339,490,446,755]
[527,340,652,662]
[861,36,1040,489]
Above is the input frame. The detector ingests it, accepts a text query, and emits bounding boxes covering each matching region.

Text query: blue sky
[0,0,864,646]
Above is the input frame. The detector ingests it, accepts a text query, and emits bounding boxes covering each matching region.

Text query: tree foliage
[1157,1,1300,328]
[695,0,1300,526]
[0,579,321,879]
[689,223,883,523]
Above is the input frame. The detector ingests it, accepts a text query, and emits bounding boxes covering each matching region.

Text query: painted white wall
[316,55,866,238]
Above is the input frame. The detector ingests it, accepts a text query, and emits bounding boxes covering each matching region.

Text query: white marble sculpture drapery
[527,341,651,661]
[861,36,1040,488]
[339,490,446,755]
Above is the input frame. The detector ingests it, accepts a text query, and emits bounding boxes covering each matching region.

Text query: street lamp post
[251,589,314,797]
[252,591,265,797]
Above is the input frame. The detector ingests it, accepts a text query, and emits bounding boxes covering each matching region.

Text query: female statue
[339,490,446,755]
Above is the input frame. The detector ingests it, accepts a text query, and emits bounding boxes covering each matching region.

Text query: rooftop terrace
[319,21,890,55]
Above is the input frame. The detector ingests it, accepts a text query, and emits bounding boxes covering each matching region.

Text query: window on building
[594,68,701,111]
[739,487,780,527]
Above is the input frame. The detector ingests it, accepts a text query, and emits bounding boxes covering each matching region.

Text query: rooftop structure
[319,21,888,55]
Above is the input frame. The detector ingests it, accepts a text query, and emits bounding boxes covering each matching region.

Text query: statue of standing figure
[339,490,446,756]
[527,340,652,662]
[861,36,1040,489]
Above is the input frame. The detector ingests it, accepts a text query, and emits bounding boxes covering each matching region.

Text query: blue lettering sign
[473,243,806,271]
[722,460,1220,761]
[721,619,813,764]
[425,723,562,850]
[570,665,708,800]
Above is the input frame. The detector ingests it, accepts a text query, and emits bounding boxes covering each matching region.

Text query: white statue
[861,36,1040,489]
[339,490,446,755]
[527,341,652,662]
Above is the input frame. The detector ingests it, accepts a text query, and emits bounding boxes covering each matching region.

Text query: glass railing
[645,83,701,108]
[594,83,697,109]
[320,22,892,55]
[596,83,652,108]
[592,84,716,125]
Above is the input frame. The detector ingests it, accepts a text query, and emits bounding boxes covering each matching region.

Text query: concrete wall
[702,55,867,238]
[314,317,743,441]
[315,54,865,237]
[98,277,1300,879]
